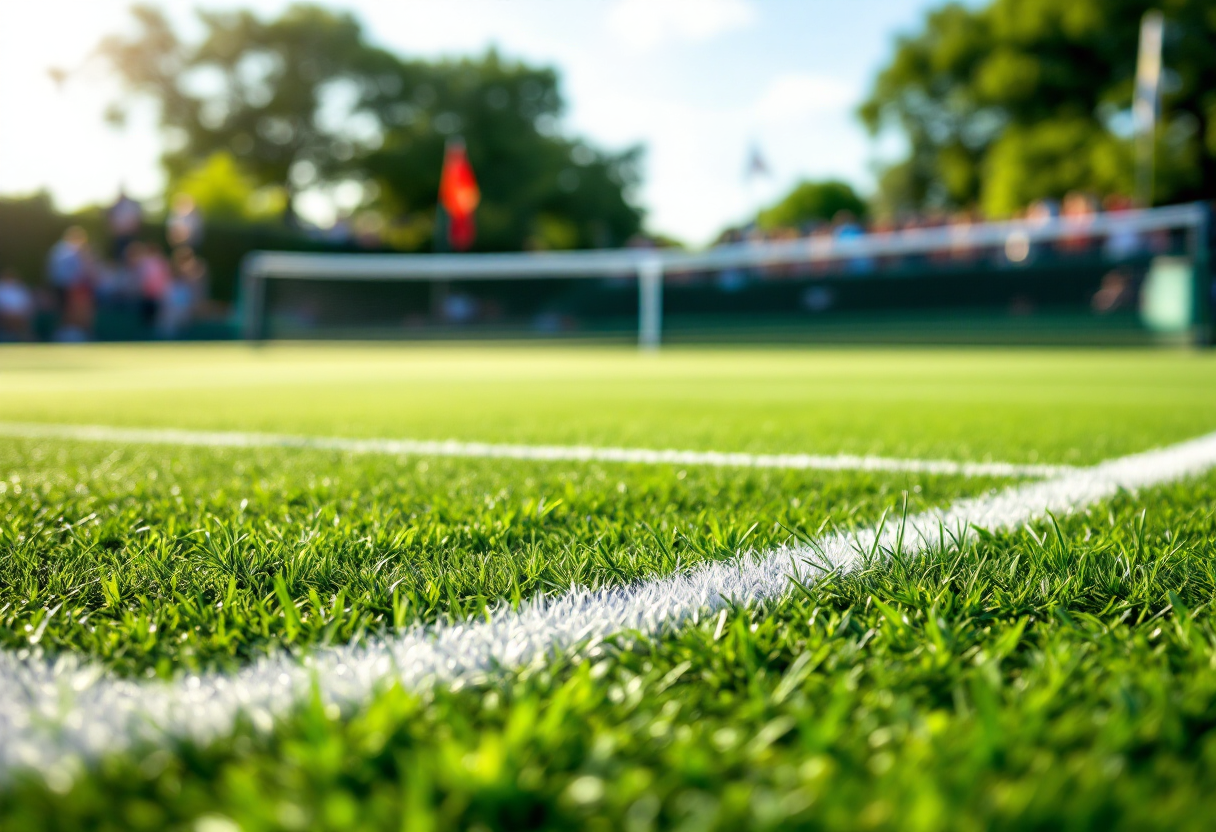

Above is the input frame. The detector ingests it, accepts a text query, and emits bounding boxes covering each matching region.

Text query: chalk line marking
[4,431,1216,781]
[0,421,1070,479]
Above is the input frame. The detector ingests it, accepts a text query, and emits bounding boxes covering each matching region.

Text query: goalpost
[240,203,1210,347]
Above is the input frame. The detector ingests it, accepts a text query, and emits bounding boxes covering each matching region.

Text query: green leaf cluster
[861,0,1216,216]
[756,181,868,231]
[358,51,643,251]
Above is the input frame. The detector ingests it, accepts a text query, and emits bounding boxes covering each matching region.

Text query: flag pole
[1134,11,1164,208]
[744,142,770,228]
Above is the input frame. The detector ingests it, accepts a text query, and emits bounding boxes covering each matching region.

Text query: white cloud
[606,0,756,51]
[752,73,856,124]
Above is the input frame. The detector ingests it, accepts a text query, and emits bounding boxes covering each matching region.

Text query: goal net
[241,202,1211,347]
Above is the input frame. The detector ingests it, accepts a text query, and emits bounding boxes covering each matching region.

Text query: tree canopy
[99,4,643,250]
[756,180,868,230]
[861,0,1216,217]
[358,51,643,251]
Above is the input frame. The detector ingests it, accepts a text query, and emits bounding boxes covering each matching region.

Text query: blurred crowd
[723,192,1163,263]
[0,191,213,342]
[710,192,1185,315]
[0,187,1199,343]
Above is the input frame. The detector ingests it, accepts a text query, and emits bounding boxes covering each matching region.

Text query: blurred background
[0,0,1212,345]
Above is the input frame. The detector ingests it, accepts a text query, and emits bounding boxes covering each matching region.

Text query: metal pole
[1192,207,1211,347]
[1134,11,1164,208]
[240,257,266,342]
[637,257,663,350]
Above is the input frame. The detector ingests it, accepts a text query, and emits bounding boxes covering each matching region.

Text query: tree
[860,0,1216,216]
[358,51,643,251]
[756,180,867,230]
[99,5,643,250]
[172,152,286,221]
[100,5,392,211]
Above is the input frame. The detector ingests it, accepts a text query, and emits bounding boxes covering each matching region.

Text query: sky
[0,0,950,245]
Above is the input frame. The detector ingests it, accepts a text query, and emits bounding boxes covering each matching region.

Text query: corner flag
[439,138,480,251]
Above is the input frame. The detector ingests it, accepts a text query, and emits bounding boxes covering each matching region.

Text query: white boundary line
[3,430,1216,780]
[0,421,1071,479]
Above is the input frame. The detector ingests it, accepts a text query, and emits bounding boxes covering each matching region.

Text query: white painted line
[0,421,1071,479]
[4,433,1216,780]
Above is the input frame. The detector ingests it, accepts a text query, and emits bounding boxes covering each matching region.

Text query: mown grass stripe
[0,421,1070,478]
[3,431,1216,780]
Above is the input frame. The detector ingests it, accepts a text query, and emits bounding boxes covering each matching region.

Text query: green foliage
[99,5,643,250]
[861,0,1216,215]
[756,181,867,231]
[980,118,1131,217]
[172,152,287,221]
[360,50,643,251]
[6,471,1216,829]
[100,4,385,191]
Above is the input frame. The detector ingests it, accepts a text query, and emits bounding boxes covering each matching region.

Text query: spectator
[166,193,203,249]
[47,226,88,301]
[46,226,95,341]
[868,216,901,269]
[107,188,143,260]
[171,247,209,305]
[0,269,35,341]
[899,214,930,269]
[1092,267,1138,313]
[948,209,978,263]
[1102,194,1142,261]
[127,242,172,329]
[1014,199,1059,265]
[160,246,209,337]
[1059,191,1097,254]
[808,221,834,275]
[832,210,874,273]
[93,258,136,311]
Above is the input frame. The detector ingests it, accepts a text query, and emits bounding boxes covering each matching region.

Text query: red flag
[439,140,480,251]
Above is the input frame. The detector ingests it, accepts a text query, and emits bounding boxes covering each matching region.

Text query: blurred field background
[0,0,1212,346]
[3,344,1216,461]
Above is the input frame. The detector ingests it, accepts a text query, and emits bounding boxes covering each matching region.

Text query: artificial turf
[3,343,1216,830]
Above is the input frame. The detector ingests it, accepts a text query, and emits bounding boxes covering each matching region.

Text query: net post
[1191,204,1212,347]
[240,254,267,343]
[637,257,663,351]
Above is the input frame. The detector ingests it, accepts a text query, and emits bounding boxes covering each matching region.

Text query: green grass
[3,343,1216,830]
[5,473,1216,831]
[2,344,1216,462]
[0,437,990,675]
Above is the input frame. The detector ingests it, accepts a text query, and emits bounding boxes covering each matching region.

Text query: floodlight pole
[637,257,663,351]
